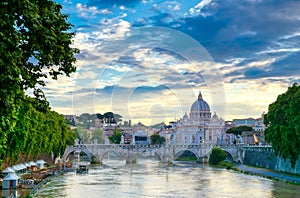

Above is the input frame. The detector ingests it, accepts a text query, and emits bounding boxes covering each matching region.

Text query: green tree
[264,83,300,167]
[4,96,75,164]
[92,128,104,144]
[226,126,253,136]
[109,129,122,144]
[75,127,90,143]
[209,148,227,165]
[0,0,78,164]
[103,112,115,124]
[150,134,166,145]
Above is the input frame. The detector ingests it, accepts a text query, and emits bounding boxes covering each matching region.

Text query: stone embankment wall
[242,148,300,175]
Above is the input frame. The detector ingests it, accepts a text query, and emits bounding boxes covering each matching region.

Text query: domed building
[171,92,224,145]
[190,92,211,122]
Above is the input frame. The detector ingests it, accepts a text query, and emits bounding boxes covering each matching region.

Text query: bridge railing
[71,143,217,150]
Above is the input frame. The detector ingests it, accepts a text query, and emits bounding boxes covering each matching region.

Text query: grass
[175,156,198,162]
[216,161,237,170]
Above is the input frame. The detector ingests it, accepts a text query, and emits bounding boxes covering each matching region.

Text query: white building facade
[171,92,225,145]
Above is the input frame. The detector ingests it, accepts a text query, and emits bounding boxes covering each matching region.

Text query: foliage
[264,83,300,168]
[209,148,227,165]
[150,134,166,145]
[74,127,90,143]
[92,128,104,144]
[96,112,122,124]
[65,117,75,126]
[5,96,75,164]
[0,0,78,164]
[226,126,253,135]
[75,112,123,129]
[76,113,97,129]
[175,156,197,161]
[218,161,235,170]
[109,129,122,144]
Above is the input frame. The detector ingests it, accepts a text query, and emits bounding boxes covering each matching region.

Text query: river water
[34,159,300,198]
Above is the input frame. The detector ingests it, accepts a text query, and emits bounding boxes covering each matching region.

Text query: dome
[190,92,210,112]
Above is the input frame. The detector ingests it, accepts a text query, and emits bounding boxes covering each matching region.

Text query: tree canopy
[0,0,78,166]
[4,96,75,165]
[150,134,166,145]
[209,147,227,165]
[264,83,300,167]
[226,125,253,135]
[109,129,122,144]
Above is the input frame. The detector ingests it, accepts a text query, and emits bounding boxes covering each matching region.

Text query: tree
[264,83,300,167]
[209,148,227,165]
[103,112,115,124]
[75,127,90,143]
[92,128,104,144]
[0,0,78,164]
[226,126,253,136]
[4,96,75,164]
[109,129,122,144]
[150,134,166,145]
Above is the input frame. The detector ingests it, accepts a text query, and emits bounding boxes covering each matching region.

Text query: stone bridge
[63,143,273,165]
[63,143,216,164]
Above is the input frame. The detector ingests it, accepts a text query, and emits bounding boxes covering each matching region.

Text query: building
[171,92,225,145]
[231,113,265,132]
[241,131,265,145]
[2,172,20,189]
[132,130,150,145]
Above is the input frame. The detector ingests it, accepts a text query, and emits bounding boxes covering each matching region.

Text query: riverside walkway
[236,164,300,184]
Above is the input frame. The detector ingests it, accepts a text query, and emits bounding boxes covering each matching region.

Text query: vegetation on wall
[264,83,300,168]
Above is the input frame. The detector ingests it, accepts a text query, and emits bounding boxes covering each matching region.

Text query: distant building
[231,113,265,132]
[241,131,265,145]
[171,92,225,145]
[132,130,150,145]
[224,113,266,145]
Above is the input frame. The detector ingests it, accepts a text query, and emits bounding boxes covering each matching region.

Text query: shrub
[209,148,227,165]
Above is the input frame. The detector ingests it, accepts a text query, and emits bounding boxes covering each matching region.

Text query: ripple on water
[34,161,300,198]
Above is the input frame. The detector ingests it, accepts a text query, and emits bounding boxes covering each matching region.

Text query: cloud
[189,0,213,16]
[76,70,98,79]
[51,0,300,124]
[87,0,141,8]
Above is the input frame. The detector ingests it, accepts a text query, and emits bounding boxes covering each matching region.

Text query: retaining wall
[243,149,300,175]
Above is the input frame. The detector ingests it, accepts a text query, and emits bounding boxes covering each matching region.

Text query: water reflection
[34,159,300,198]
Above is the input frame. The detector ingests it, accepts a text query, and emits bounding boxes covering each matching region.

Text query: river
[34,159,300,198]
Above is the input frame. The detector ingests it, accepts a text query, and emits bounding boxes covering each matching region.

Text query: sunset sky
[46,0,300,125]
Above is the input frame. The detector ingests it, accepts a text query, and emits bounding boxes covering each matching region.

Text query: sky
[46,0,300,125]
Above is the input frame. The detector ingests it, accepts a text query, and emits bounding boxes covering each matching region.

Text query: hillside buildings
[64,92,266,145]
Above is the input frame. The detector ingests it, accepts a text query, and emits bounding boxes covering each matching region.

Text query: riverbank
[234,164,300,184]
[28,174,58,197]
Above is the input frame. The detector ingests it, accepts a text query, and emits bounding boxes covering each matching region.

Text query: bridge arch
[98,149,127,162]
[222,150,234,162]
[63,147,94,162]
[174,149,199,161]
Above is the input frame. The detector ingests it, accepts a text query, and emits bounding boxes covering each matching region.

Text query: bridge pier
[125,146,138,164]
[73,150,80,169]
[161,145,174,164]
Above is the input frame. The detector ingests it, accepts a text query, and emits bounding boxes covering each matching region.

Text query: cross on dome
[198,91,203,100]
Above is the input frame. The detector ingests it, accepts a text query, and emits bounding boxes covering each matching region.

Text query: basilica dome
[190,92,210,112]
